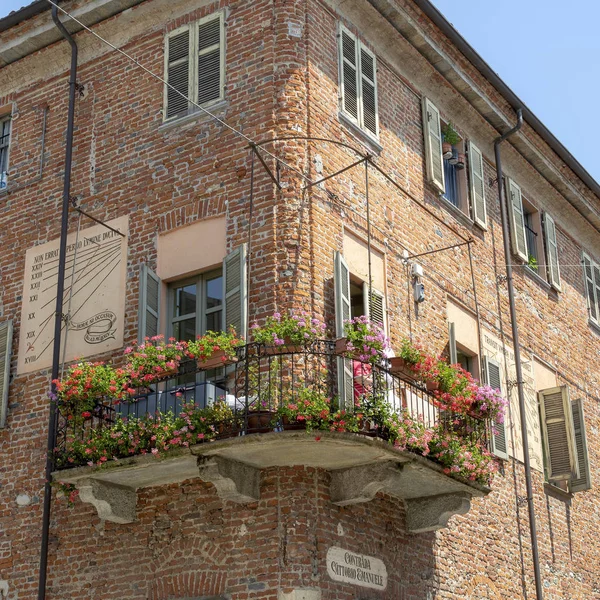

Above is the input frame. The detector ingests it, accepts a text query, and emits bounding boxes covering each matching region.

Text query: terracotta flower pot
[281,415,306,431]
[442,141,453,159]
[247,410,276,433]
[264,338,305,355]
[455,152,466,169]
[426,379,440,392]
[389,357,416,379]
[197,350,238,370]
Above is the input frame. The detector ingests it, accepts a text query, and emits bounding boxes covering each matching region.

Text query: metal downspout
[38,5,78,599]
[494,108,544,600]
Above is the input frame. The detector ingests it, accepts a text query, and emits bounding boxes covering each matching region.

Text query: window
[164,12,225,121]
[538,386,591,492]
[582,252,600,324]
[422,99,487,227]
[338,25,378,138]
[506,177,561,290]
[0,116,11,189]
[169,270,223,341]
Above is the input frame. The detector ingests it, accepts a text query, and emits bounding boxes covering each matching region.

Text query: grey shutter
[334,251,353,410]
[570,398,592,492]
[359,46,378,136]
[138,265,160,343]
[468,141,487,228]
[223,244,247,338]
[582,253,598,323]
[363,283,386,333]
[543,213,561,290]
[448,322,457,365]
[0,320,13,428]
[197,16,223,105]
[339,28,359,122]
[539,386,578,482]
[483,357,508,460]
[422,98,445,193]
[593,263,600,324]
[166,29,190,119]
[506,178,528,261]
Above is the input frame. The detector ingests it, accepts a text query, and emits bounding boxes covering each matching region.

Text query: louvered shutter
[138,265,161,343]
[506,178,528,261]
[448,322,457,365]
[539,386,578,482]
[468,142,487,228]
[0,320,13,428]
[197,15,223,106]
[422,98,445,193]
[570,398,592,492]
[359,46,378,136]
[582,254,598,323]
[223,244,247,338]
[363,283,386,334]
[334,251,353,410]
[165,28,190,119]
[339,27,359,123]
[483,357,508,460]
[543,213,561,290]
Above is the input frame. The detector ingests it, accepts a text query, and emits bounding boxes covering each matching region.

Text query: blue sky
[2,0,599,183]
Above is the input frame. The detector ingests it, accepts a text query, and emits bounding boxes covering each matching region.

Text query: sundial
[17,216,128,375]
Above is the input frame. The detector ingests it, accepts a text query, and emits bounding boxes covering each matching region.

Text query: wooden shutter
[570,398,592,492]
[165,28,191,119]
[197,14,223,106]
[334,251,353,410]
[448,322,457,365]
[339,27,359,123]
[0,320,13,428]
[582,253,598,323]
[543,213,561,290]
[363,283,386,334]
[359,46,378,136]
[422,98,445,193]
[539,386,578,482]
[483,357,508,460]
[468,141,487,228]
[223,244,247,338]
[506,178,528,261]
[138,265,160,343]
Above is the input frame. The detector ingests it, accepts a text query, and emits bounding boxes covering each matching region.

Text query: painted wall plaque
[326,547,387,590]
[17,216,128,374]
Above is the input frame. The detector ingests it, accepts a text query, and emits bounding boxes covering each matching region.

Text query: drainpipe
[38,6,78,599]
[494,109,543,600]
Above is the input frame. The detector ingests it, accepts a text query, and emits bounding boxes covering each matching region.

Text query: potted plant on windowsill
[441,122,460,160]
[186,327,244,369]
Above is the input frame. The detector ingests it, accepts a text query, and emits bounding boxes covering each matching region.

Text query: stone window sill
[159,100,228,132]
[338,111,383,155]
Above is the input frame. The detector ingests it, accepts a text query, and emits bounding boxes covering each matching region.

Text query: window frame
[163,11,226,123]
[337,24,379,139]
[0,115,11,189]
[582,251,600,325]
[167,268,224,341]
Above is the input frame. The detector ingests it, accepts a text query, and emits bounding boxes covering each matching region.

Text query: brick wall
[0,0,598,598]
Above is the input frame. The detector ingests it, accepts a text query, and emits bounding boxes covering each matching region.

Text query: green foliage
[441,121,460,146]
[186,327,244,362]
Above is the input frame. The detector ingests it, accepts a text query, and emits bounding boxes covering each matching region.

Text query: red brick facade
[0,0,598,598]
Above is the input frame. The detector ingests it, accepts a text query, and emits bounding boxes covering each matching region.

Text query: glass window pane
[174,284,197,317]
[206,275,223,309]
[206,310,222,332]
[174,318,196,341]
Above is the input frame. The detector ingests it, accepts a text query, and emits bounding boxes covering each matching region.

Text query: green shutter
[506,178,528,261]
[339,27,359,122]
[448,322,457,365]
[363,283,386,333]
[539,386,578,482]
[570,398,592,492]
[543,213,561,290]
[484,357,508,460]
[359,46,378,136]
[0,320,13,428]
[422,98,445,193]
[468,141,487,228]
[582,253,598,323]
[334,251,353,410]
[223,244,247,338]
[165,28,190,119]
[138,265,160,343]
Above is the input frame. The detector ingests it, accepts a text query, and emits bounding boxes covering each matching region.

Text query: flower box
[264,338,305,355]
[281,415,306,431]
[388,357,416,379]
[197,350,238,370]
[426,379,440,392]
[247,410,276,433]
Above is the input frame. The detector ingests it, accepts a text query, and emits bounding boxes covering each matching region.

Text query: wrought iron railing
[54,341,490,468]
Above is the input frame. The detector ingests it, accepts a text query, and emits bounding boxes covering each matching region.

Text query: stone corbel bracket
[77,478,137,524]
[196,455,260,504]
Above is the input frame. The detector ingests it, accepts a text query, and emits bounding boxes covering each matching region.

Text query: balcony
[52,341,492,533]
